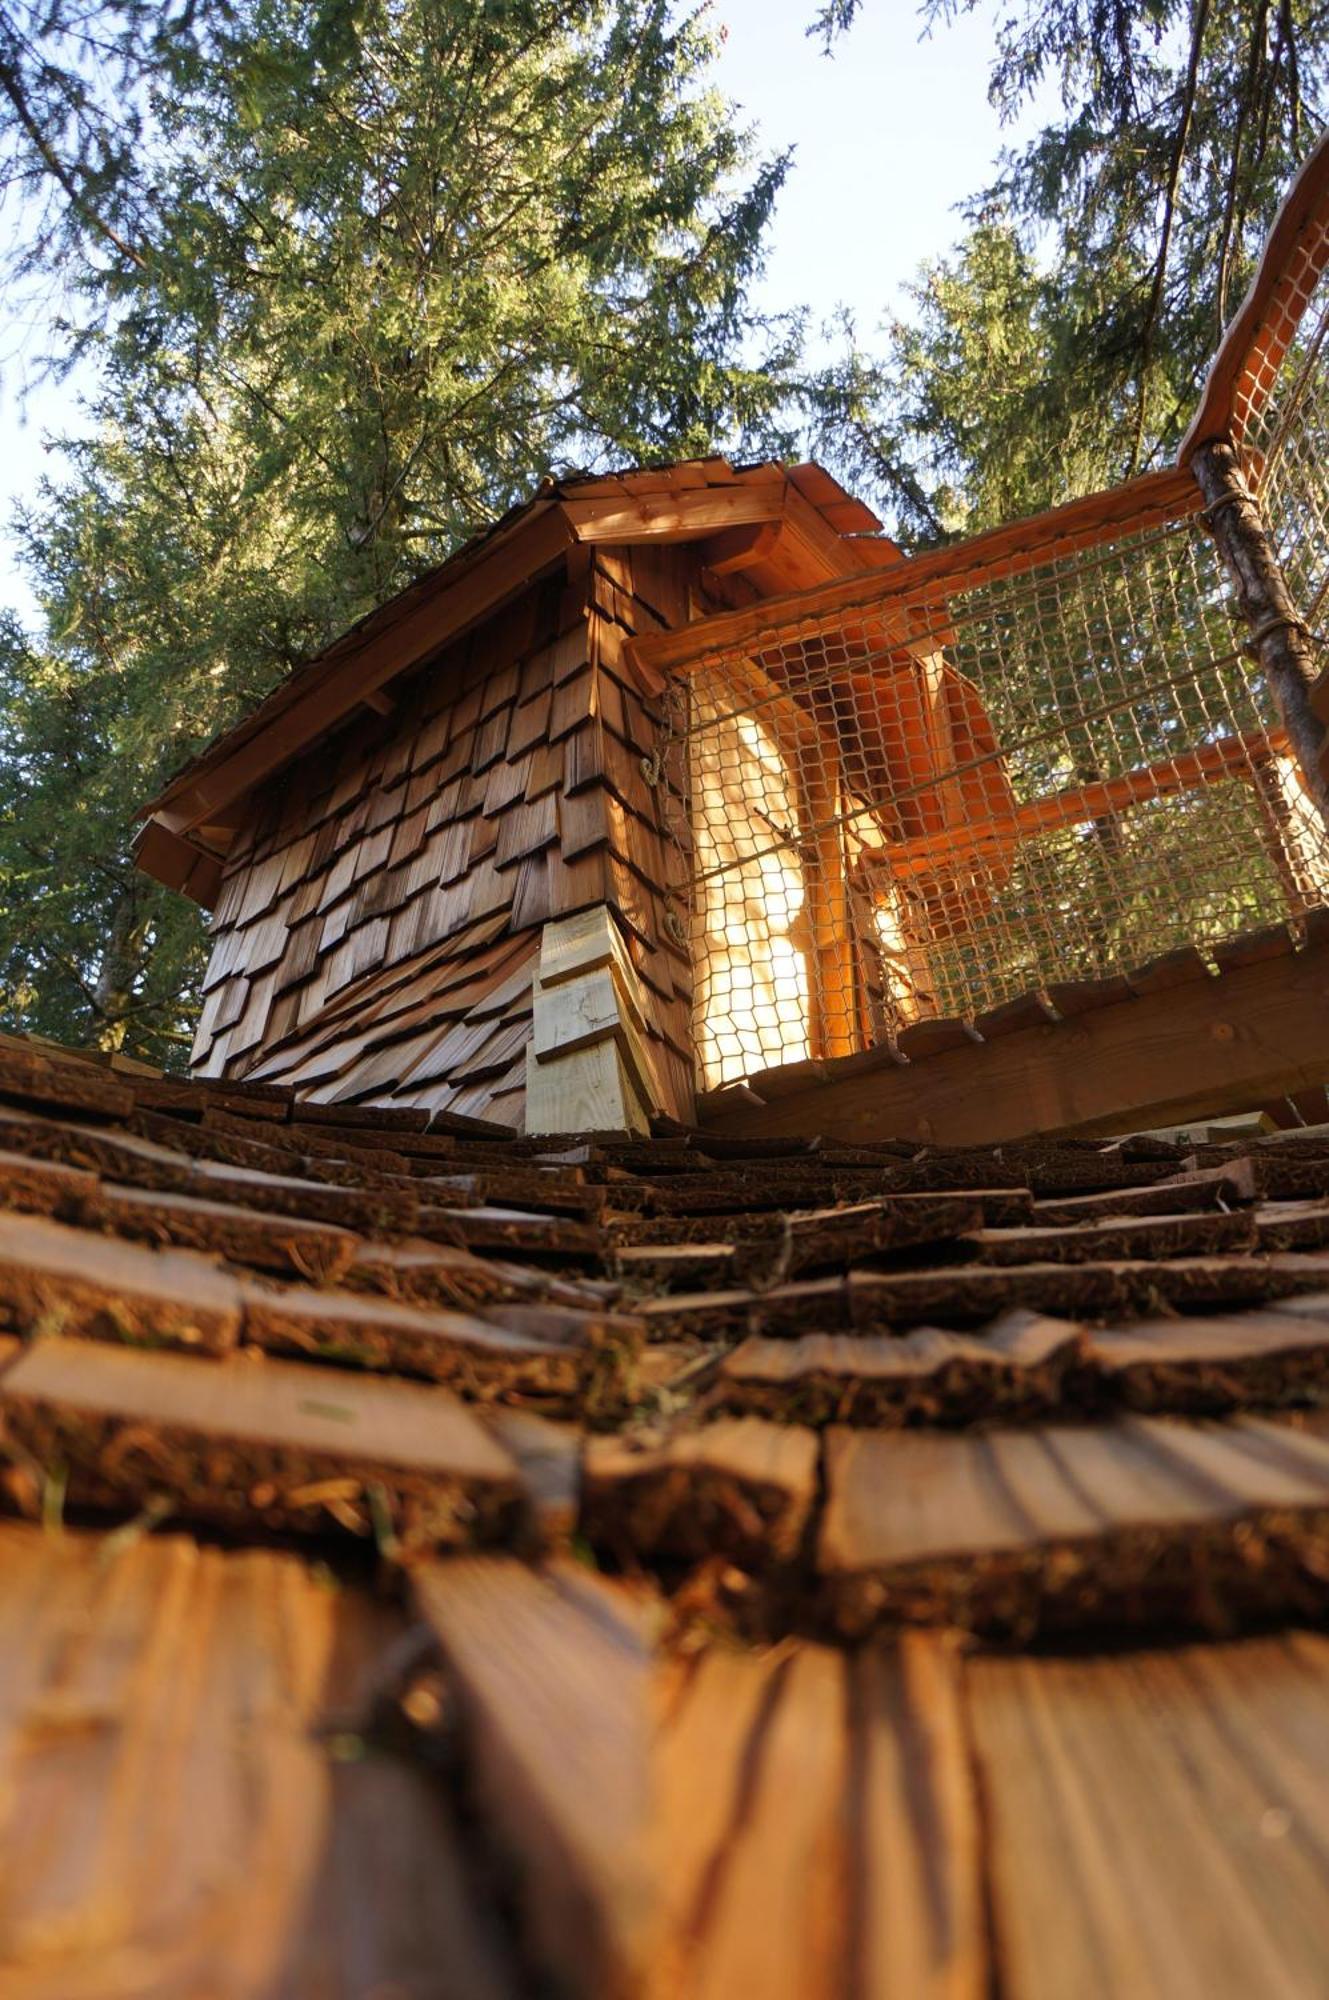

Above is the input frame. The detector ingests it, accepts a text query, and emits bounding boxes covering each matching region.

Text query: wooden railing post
[1190,437,1329,826]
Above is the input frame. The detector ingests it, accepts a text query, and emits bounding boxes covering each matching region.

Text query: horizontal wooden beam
[560,481,786,544]
[699,930,1329,1147]
[873,727,1289,882]
[627,467,1201,683]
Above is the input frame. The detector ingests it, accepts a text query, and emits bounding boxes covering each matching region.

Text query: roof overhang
[134,459,896,906]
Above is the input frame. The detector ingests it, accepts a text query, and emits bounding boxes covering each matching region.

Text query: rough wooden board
[818,1412,1329,1636]
[91,1181,361,1283]
[188,1155,423,1235]
[0,1335,520,1546]
[659,1645,848,2000]
[852,1634,986,2000]
[0,1142,98,1217]
[347,1234,605,1313]
[1090,1306,1329,1370]
[614,1195,982,1287]
[236,1277,584,1401]
[650,1644,789,1997]
[714,1317,1085,1427]
[412,1555,656,1999]
[965,1207,1257,1265]
[581,1417,818,1565]
[638,1249,1329,1342]
[419,1201,602,1258]
[0,1101,205,1193]
[716,1306,1329,1426]
[969,1631,1329,2000]
[698,933,1329,1147]
[653,1632,984,2000]
[1031,1160,1257,1224]
[0,1522,522,2000]
[0,1208,245,1355]
[0,1044,136,1118]
[1251,1198,1329,1249]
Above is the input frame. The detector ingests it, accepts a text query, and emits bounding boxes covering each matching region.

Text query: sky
[0,0,1043,626]
[709,0,1036,333]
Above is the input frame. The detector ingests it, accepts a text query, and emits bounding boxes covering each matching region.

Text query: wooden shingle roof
[1,1029,1329,1989]
[134,456,895,904]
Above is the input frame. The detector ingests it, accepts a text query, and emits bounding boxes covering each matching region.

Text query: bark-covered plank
[0,1335,520,1547]
[581,1416,818,1565]
[818,1413,1329,1638]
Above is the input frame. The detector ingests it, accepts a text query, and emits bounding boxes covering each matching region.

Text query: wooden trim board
[697,931,1329,1147]
[525,908,662,1135]
[158,508,576,831]
[628,468,1200,682]
[1180,128,1329,460]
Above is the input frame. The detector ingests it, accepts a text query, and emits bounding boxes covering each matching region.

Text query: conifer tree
[0,1,799,1057]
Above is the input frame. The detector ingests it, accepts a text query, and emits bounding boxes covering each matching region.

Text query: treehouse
[138,446,1329,1146]
[8,114,1329,2000]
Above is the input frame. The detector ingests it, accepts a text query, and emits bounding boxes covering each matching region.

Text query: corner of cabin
[133,459,891,1132]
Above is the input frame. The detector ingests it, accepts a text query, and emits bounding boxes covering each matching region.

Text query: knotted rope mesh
[658,178,1329,1091]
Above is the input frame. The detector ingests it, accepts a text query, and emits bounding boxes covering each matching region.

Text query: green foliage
[6,0,1329,1061]
[814,0,1329,539]
[0,0,803,1059]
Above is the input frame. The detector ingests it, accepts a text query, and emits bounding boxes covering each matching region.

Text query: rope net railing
[649,135,1329,1095]
[659,511,1329,1090]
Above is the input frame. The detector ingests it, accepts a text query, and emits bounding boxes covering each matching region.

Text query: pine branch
[0,36,146,270]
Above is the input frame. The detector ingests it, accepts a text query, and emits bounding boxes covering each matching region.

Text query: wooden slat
[411,1557,656,1998]
[0,1523,524,2000]
[970,1632,1329,1999]
[884,728,1287,882]
[0,1336,520,1545]
[818,1411,1329,1637]
[653,1633,983,2000]
[1181,126,1329,457]
[561,480,785,544]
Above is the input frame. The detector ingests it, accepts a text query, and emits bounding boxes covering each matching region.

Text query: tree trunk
[91,881,150,1052]
[1190,437,1329,827]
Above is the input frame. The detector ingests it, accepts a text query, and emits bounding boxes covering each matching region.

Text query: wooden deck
[696,917,1329,1147]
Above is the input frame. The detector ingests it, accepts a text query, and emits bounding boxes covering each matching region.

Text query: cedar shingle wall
[191,547,697,1127]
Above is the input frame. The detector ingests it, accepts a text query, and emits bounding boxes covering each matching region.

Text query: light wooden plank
[561,481,785,544]
[412,1557,656,1998]
[1181,128,1329,459]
